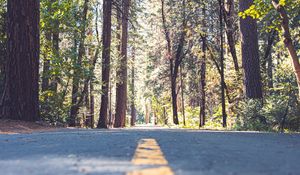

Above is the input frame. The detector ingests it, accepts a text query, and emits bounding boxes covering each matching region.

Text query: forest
[0,0,299,132]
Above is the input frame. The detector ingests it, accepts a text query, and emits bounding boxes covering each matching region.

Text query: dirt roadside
[0,119,58,134]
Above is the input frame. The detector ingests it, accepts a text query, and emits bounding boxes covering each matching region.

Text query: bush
[40,90,70,125]
[235,94,300,132]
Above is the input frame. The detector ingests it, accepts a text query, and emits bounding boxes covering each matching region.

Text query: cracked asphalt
[1,127,300,175]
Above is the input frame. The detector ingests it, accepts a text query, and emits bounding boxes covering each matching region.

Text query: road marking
[127,138,174,175]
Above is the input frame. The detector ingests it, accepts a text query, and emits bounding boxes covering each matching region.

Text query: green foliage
[235,90,300,132]
[180,106,200,129]
[235,99,271,131]
[40,91,70,124]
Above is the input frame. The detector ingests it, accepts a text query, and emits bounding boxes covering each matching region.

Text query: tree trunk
[161,0,186,125]
[69,0,89,126]
[115,0,130,128]
[199,5,207,128]
[272,0,300,98]
[145,102,150,124]
[219,0,227,127]
[90,82,94,128]
[163,107,168,125]
[224,0,239,74]
[131,44,136,126]
[239,0,263,99]
[0,0,40,121]
[109,80,113,127]
[171,74,179,124]
[98,0,112,129]
[113,7,122,128]
[42,32,52,92]
[51,17,60,92]
[180,65,186,126]
[262,30,276,90]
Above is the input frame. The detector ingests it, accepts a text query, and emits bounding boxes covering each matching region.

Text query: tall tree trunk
[170,73,179,124]
[42,33,52,92]
[115,0,130,128]
[90,82,94,128]
[267,55,274,90]
[109,80,113,127]
[0,0,40,121]
[219,0,227,127]
[130,44,136,126]
[145,102,150,124]
[69,0,89,126]
[113,7,122,128]
[199,5,207,128]
[262,30,276,90]
[161,0,186,125]
[239,0,263,99]
[98,0,112,129]
[224,0,239,74]
[180,65,186,126]
[0,6,6,98]
[272,0,300,98]
[163,106,168,125]
[51,17,60,92]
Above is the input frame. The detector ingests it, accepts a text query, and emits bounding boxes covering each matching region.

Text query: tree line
[0,0,299,132]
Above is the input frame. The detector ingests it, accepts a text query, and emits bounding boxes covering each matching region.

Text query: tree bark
[0,0,40,121]
[115,0,130,128]
[90,82,94,128]
[51,16,60,92]
[239,0,263,99]
[145,102,150,124]
[272,0,300,98]
[180,65,186,126]
[224,0,239,74]
[113,7,121,128]
[199,5,207,128]
[130,43,136,126]
[163,107,168,125]
[42,32,52,92]
[262,30,276,90]
[219,0,227,127]
[98,0,112,129]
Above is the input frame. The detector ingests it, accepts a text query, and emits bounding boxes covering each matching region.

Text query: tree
[0,0,40,121]
[272,0,300,98]
[115,0,130,128]
[0,1,6,98]
[239,0,263,99]
[98,0,112,129]
[199,4,207,127]
[161,0,187,125]
[224,0,239,74]
[69,0,89,126]
[130,43,137,126]
[219,0,227,127]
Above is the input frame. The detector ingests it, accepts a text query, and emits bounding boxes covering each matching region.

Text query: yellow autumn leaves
[238,0,286,19]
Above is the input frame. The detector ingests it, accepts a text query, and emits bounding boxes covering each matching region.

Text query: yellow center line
[127,138,174,175]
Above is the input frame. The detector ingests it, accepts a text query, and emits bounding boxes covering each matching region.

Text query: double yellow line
[127,139,174,175]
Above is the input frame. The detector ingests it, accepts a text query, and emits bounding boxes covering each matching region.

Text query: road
[0,127,300,175]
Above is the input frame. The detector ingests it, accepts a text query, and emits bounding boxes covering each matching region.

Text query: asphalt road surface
[1,127,300,175]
